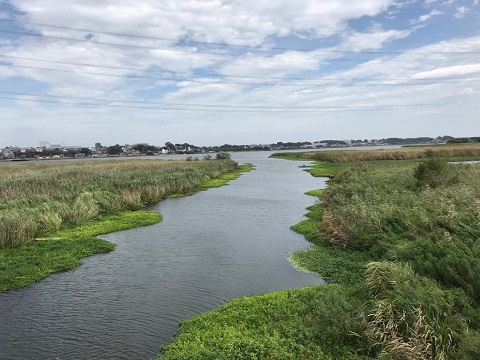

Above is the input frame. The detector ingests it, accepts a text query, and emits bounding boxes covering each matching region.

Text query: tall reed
[273,143,480,163]
[0,159,238,247]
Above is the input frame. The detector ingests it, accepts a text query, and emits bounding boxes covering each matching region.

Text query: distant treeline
[447,137,480,143]
[377,135,453,145]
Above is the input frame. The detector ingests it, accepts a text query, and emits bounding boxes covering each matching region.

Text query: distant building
[39,140,50,149]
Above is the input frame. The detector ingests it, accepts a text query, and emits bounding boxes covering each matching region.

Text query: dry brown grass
[282,144,480,163]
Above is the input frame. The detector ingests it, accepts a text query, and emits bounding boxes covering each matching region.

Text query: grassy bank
[159,153,480,359]
[271,143,480,163]
[0,159,239,247]
[0,211,161,290]
[286,154,480,358]
[0,159,252,291]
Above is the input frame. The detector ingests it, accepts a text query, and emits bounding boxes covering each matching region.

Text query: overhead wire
[1,18,479,114]
[0,54,479,83]
[0,91,478,112]
[1,18,480,55]
[1,62,479,87]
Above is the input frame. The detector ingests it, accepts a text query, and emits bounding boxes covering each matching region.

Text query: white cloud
[410,9,443,24]
[412,64,480,78]
[10,0,397,44]
[454,6,468,18]
[338,25,412,51]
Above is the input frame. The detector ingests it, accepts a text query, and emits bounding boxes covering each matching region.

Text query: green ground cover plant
[159,285,369,360]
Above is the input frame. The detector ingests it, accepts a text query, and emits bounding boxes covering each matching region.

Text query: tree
[79,147,92,156]
[107,144,123,155]
[165,142,175,151]
[215,152,231,160]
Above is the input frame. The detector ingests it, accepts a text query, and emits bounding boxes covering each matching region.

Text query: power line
[0,29,237,56]
[1,22,480,56]
[0,18,271,51]
[1,62,479,87]
[1,54,478,82]
[0,93,477,112]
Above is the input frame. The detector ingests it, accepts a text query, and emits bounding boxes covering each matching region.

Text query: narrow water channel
[0,152,325,360]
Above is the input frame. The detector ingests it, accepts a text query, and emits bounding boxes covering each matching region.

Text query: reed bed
[0,159,238,247]
[273,143,480,162]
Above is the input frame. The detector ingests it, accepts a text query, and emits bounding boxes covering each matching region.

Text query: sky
[0,0,479,147]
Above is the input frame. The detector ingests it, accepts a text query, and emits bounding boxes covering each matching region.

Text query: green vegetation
[159,285,369,360]
[159,151,480,359]
[271,143,480,163]
[1,159,250,290]
[0,211,160,291]
[199,163,254,190]
[0,159,238,247]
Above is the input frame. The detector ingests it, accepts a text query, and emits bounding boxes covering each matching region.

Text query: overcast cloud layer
[0,0,479,147]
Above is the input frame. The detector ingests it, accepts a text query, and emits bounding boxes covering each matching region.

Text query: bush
[414,158,460,189]
[216,152,231,160]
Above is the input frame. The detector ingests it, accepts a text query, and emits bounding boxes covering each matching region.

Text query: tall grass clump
[363,261,463,360]
[0,159,238,247]
[414,158,461,189]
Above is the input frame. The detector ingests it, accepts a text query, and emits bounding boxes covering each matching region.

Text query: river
[0,151,326,360]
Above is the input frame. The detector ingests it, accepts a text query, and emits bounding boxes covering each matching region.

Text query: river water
[0,151,326,360]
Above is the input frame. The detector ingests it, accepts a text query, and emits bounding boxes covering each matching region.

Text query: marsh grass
[198,163,254,190]
[271,143,480,163]
[0,159,238,247]
[0,211,162,290]
[291,158,480,359]
[0,159,253,290]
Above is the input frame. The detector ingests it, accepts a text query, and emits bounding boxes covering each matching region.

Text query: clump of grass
[414,158,462,189]
[363,261,467,360]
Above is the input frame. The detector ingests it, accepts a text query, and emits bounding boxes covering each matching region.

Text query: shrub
[414,158,460,189]
[216,152,231,160]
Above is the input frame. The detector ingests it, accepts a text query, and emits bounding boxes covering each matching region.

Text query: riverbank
[158,151,480,359]
[0,160,253,291]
